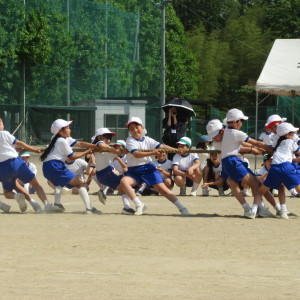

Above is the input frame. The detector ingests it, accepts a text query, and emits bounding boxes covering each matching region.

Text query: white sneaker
[258,207,275,218]
[86,207,102,214]
[134,204,147,216]
[44,203,55,213]
[15,193,27,212]
[31,202,42,213]
[280,209,289,219]
[53,203,65,212]
[97,190,107,205]
[244,209,256,219]
[243,189,252,197]
[0,202,11,213]
[190,190,197,197]
[202,188,209,196]
[180,207,189,216]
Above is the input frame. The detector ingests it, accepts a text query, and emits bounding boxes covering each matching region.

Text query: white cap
[206,119,223,139]
[226,109,248,122]
[127,117,143,128]
[112,140,126,148]
[176,137,192,148]
[266,114,287,128]
[95,128,116,137]
[51,119,73,135]
[222,118,228,126]
[277,122,299,137]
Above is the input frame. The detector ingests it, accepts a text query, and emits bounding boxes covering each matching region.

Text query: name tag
[171,129,176,134]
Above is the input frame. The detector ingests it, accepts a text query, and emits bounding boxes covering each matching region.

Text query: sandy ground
[1,154,300,299]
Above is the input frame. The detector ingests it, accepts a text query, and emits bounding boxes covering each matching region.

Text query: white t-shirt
[272,139,300,164]
[66,137,78,147]
[94,141,113,171]
[212,163,222,175]
[271,134,280,148]
[126,136,160,167]
[0,130,18,162]
[65,159,88,181]
[257,165,268,176]
[44,137,73,162]
[259,132,274,146]
[221,127,248,159]
[112,154,127,175]
[153,158,172,180]
[27,162,37,175]
[172,153,199,171]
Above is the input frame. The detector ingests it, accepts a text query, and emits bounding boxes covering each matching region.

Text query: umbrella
[162,98,195,118]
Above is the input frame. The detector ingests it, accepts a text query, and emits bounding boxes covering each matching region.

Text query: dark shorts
[96,165,122,190]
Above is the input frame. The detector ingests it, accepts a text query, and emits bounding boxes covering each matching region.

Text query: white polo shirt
[94,141,113,171]
[259,132,274,146]
[153,158,172,180]
[65,159,88,181]
[66,137,78,147]
[112,154,127,175]
[0,130,18,162]
[172,153,199,171]
[126,136,160,167]
[272,139,300,164]
[27,162,37,175]
[44,137,73,162]
[221,127,249,159]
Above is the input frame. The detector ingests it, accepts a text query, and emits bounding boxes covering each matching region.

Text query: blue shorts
[0,157,35,191]
[222,156,255,183]
[43,160,75,188]
[263,162,300,190]
[96,165,122,190]
[125,163,163,187]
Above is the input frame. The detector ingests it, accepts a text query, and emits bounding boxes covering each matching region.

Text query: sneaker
[134,204,147,216]
[136,191,142,197]
[243,189,252,197]
[218,190,225,196]
[53,203,65,212]
[122,207,135,215]
[0,202,11,213]
[97,190,107,205]
[280,209,289,219]
[202,188,209,196]
[258,207,275,218]
[15,193,27,212]
[86,207,102,214]
[180,207,189,216]
[179,186,186,196]
[244,209,256,219]
[190,190,197,197]
[31,202,42,213]
[44,203,55,213]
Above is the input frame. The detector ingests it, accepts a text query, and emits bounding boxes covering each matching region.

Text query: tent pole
[255,91,259,170]
[292,90,296,124]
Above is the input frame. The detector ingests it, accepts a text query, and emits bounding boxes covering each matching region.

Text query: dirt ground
[1,154,300,299]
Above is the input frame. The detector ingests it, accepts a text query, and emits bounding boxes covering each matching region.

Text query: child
[0,117,53,213]
[18,151,37,194]
[40,119,101,214]
[172,137,202,197]
[120,117,189,216]
[112,140,128,176]
[201,152,229,196]
[240,153,252,197]
[258,125,274,147]
[92,129,135,215]
[259,123,300,219]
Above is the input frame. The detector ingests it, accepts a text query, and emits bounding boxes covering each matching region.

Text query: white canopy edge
[256,39,300,96]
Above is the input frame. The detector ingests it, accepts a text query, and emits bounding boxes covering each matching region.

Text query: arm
[131,149,160,159]
[187,159,200,175]
[246,138,273,154]
[68,149,93,162]
[76,141,97,149]
[156,166,172,178]
[113,156,127,169]
[201,177,224,189]
[97,143,122,155]
[172,165,186,177]
[15,140,42,153]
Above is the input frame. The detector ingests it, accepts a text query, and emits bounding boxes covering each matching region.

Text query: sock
[259,200,266,209]
[251,204,258,214]
[132,197,142,207]
[54,186,63,205]
[173,199,184,210]
[274,203,281,212]
[281,204,287,211]
[242,202,251,211]
[138,183,147,193]
[102,185,109,195]
[122,194,131,209]
[78,187,92,210]
[191,183,200,193]
[29,199,37,207]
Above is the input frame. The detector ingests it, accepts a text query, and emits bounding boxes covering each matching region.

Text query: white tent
[254,39,300,168]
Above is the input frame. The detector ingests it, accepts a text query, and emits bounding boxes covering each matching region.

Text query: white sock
[132,197,142,207]
[191,183,200,193]
[29,199,37,207]
[251,204,258,214]
[259,200,266,209]
[122,194,131,209]
[138,183,147,193]
[78,187,92,210]
[274,203,281,212]
[173,199,184,210]
[54,186,63,205]
[242,202,251,211]
[102,185,109,195]
[24,183,30,192]
[281,204,287,211]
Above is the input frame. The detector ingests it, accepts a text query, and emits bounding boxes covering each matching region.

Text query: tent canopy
[256,39,300,97]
